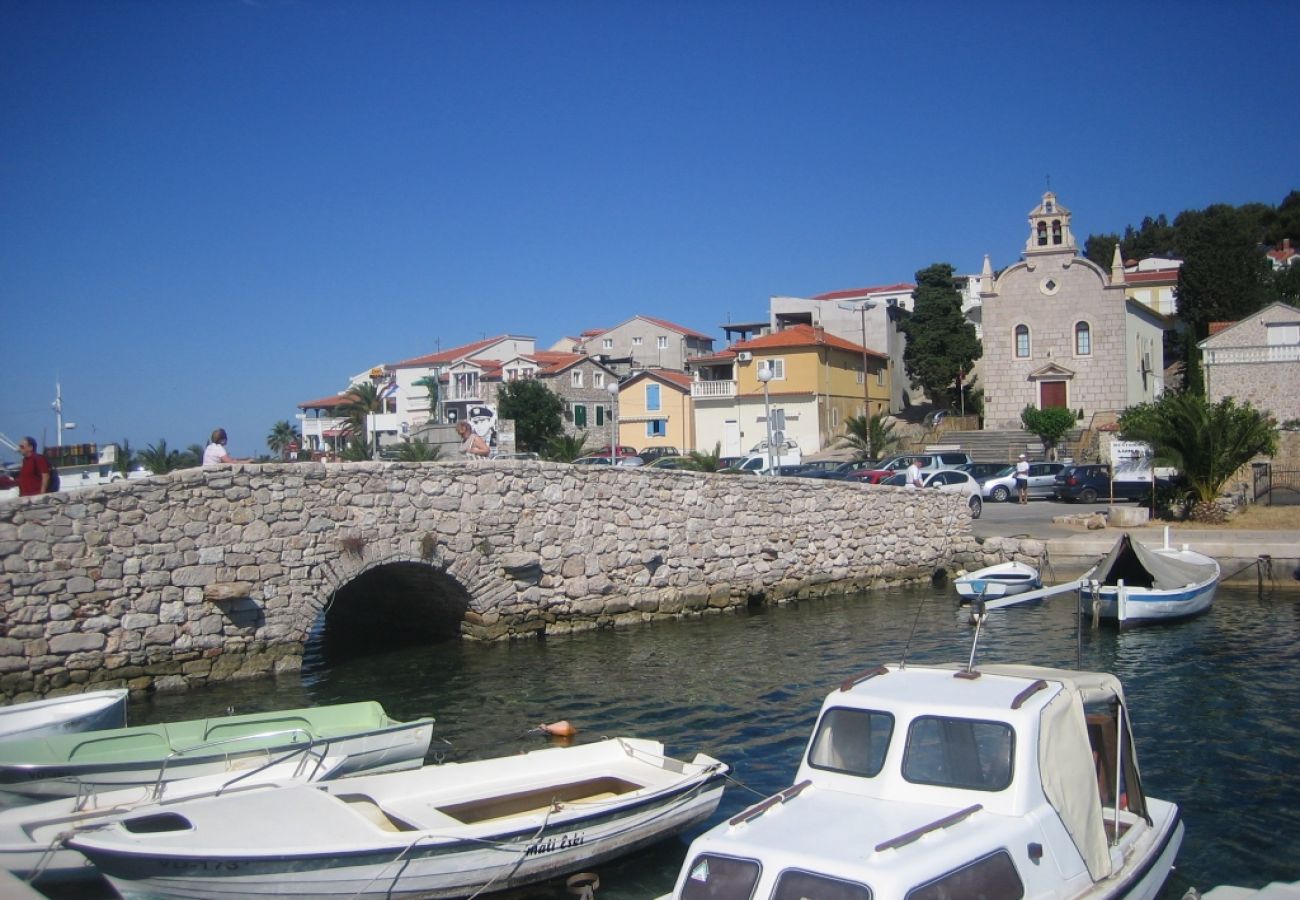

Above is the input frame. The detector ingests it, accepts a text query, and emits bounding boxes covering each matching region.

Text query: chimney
[813,325,826,342]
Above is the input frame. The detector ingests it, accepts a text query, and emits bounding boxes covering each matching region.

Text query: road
[971,495,1143,540]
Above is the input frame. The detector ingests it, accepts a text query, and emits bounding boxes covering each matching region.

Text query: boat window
[679,853,762,900]
[122,812,194,834]
[902,716,1014,791]
[773,869,872,900]
[807,708,893,777]
[906,849,1024,900]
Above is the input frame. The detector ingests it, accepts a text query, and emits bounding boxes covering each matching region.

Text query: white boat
[68,736,727,898]
[1081,530,1220,626]
[663,662,1182,900]
[0,701,434,801]
[953,561,1042,603]
[0,689,128,741]
[0,743,350,884]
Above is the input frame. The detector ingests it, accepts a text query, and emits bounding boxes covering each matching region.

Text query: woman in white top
[202,428,251,466]
[456,421,490,458]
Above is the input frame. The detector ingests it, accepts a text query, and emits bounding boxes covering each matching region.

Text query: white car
[881,469,983,518]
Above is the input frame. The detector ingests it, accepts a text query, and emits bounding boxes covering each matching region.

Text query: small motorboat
[953,561,1042,604]
[0,689,128,742]
[1081,530,1220,626]
[663,662,1182,900]
[0,701,434,801]
[69,737,728,899]
[0,743,350,884]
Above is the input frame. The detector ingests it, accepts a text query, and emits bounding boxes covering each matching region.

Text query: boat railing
[150,727,329,799]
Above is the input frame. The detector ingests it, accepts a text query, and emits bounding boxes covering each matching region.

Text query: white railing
[691,380,737,399]
[300,416,347,440]
[1205,345,1300,365]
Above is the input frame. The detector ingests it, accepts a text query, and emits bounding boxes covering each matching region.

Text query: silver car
[981,462,1066,502]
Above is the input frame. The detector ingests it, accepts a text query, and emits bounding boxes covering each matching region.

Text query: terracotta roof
[1207,321,1235,336]
[1124,269,1180,285]
[811,283,914,302]
[636,315,713,340]
[623,369,694,391]
[690,349,738,364]
[298,394,350,410]
[389,335,515,369]
[733,324,886,359]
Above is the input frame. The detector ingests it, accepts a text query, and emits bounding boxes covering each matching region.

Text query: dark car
[591,445,640,459]
[637,447,680,462]
[959,462,1012,483]
[794,460,862,479]
[1053,464,1155,503]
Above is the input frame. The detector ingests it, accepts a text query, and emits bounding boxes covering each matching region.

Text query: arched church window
[1052,220,1062,244]
[1015,325,1030,358]
[1074,321,1091,356]
[1037,222,1048,246]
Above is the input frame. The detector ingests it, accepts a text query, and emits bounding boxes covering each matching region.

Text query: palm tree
[835,413,899,462]
[138,439,187,474]
[395,439,441,462]
[1118,393,1277,521]
[266,420,301,461]
[340,436,373,462]
[343,383,383,459]
[683,442,723,472]
[183,444,205,468]
[542,432,591,462]
[413,375,440,421]
[113,439,135,475]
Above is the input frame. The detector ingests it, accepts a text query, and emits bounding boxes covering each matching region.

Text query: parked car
[846,451,974,484]
[879,469,983,518]
[1053,464,1156,503]
[793,460,861,479]
[637,447,680,462]
[715,456,744,471]
[958,462,1011,483]
[645,456,695,470]
[982,461,1066,502]
[591,445,639,459]
[718,456,805,476]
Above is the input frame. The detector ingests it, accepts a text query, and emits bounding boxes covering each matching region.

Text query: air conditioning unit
[737,351,753,362]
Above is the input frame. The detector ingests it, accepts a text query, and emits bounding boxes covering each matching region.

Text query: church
[978,192,1170,430]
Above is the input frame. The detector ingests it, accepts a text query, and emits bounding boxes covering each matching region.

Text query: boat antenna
[965,600,986,673]
[898,590,930,669]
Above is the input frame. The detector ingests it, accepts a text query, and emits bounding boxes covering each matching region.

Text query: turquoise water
[102,581,1300,898]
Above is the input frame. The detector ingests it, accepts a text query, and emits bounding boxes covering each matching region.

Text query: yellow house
[614,370,695,453]
[732,324,889,454]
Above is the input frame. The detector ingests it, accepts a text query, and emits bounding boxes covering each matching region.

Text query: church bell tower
[1024,191,1076,255]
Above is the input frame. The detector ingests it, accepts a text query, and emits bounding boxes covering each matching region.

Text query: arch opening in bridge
[305,561,472,666]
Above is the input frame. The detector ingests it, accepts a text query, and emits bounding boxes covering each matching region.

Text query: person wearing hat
[1014,453,1030,504]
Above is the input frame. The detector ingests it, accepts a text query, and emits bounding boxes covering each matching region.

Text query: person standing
[905,457,924,489]
[16,436,51,496]
[1015,453,1031,504]
[456,421,490,458]
[203,428,251,466]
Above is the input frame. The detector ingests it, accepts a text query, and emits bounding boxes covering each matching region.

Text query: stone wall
[0,461,972,700]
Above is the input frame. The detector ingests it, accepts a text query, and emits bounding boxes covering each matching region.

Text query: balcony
[1205,344,1300,365]
[691,380,737,400]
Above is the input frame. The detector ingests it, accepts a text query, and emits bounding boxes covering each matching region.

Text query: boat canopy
[1090,534,1218,589]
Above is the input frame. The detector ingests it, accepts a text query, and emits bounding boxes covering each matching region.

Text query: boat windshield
[902,715,1014,791]
[806,708,893,777]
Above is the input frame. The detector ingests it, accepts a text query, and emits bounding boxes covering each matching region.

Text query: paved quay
[971,501,1300,586]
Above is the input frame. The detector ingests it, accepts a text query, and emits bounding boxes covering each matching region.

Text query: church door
[1040,381,1068,409]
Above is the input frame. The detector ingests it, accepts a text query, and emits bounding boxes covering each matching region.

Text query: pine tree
[899,263,981,407]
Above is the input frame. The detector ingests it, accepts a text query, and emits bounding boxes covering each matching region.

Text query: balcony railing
[691,380,737,399]
[1205,344,1300,365]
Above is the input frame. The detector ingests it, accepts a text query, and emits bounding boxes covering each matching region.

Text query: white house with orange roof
[769,284,913,412]
[1122,257,1183,316]
[388,334,536,429]
[576,315,715,373]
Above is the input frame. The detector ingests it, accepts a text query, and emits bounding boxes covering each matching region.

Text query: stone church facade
[980,192,1170,430]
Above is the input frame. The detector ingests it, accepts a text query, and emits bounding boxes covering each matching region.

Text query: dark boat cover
[1089,534,1217,589]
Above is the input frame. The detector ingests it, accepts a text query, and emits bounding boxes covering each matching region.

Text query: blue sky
[3,1,1296,461]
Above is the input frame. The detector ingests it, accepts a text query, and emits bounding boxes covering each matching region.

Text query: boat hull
[954,562,1041,603]
[0,690,128,742]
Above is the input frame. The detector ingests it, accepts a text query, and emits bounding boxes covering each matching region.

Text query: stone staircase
[924,429,1084,463]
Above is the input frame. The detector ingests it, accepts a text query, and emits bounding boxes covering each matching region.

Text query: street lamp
[606,380,619,467]
[837,300,878,417]
[757,365,774,475]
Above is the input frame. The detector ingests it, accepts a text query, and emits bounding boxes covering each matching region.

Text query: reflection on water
[113,583,1300,899]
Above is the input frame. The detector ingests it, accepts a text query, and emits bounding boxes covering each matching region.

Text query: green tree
[183,444,204,468]
[343,382,384,460]
[683,442,723,472]
[340,436,373,462]
[413,375,441,421]
[834,413,899,462]
[138,439,188,474]
[1174,204,1274,339]
[394,438,441,462]
[266,420,301,461]
[1118,393,1277,520]
[112,439,135,475]
[1084,233,1120,268]
[542,431,590,462]
[1020,406,1078,459]
[497,379,565,452]
[899,263,981,407]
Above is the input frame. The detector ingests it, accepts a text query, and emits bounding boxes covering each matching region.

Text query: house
[522,351,620,440]
[769,284,913,413]
[979,192,1171,430]
[1122,257,1183,316]
[575,315,715,373]
[614,369,695,454]
[691,324,888,458]
[1198,301,1300,423]
[1266,238,1297,270]
[389,334,536,429]
[296,364,400,457]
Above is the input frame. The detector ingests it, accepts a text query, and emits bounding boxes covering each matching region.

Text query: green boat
[0,701,434,801]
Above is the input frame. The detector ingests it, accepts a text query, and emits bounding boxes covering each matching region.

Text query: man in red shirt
[17,436,51,496]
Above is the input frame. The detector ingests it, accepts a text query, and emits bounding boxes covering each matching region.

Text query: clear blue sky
[3,1,1296,462]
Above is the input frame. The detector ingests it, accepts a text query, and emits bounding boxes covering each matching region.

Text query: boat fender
[567,872,600,898]
[529,720,578,737]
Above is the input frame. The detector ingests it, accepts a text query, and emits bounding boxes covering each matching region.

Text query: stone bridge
[0,461,979,700]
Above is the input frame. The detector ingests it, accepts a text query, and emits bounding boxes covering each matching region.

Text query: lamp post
[606,380,619,467]
[757,366,774,475]
[838,300,878,418]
